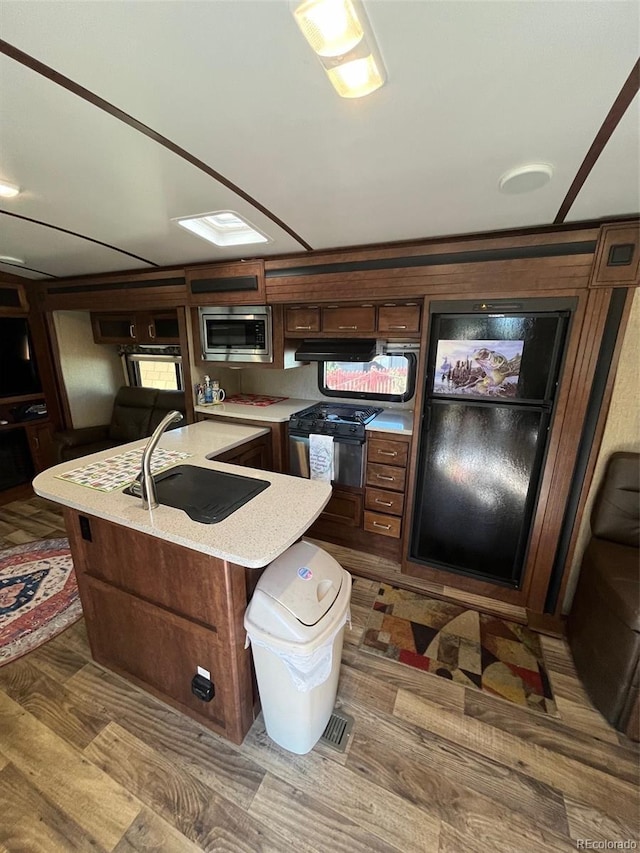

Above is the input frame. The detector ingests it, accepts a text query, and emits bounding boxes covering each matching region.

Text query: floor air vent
[319,710,354,752]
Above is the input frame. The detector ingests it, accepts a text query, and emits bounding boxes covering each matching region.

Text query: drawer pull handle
[148,324,155,339]
[378,450,398,457]
[294,325,312,329]
[338,325,358,330]
[376,474,395,481]
[129,324,136,339]
[375,499,393,507]
[388,325,407,329]
[373,522,391,530]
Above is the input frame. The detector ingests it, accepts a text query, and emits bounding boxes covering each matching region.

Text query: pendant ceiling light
[292,0,386,99]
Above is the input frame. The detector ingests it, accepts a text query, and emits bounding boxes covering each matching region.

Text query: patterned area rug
[0,538,82,667]
[361,584,557,715]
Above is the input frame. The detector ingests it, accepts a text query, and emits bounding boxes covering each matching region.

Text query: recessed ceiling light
[0,181,20,199]
[499,164,554,194]
[173,211,271,247]
[0,255,25,265]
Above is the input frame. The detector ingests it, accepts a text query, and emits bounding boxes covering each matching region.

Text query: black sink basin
[124,464,270,524]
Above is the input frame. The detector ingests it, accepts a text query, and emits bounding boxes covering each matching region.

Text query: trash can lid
[255,541,344,626]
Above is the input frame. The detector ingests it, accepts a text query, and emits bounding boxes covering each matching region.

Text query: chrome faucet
[139,410,184,510]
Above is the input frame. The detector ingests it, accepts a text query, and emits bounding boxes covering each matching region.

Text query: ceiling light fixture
[173,211,271,247]
[0,181,20,199]
[292,0,386,99]
[499,164,554,194]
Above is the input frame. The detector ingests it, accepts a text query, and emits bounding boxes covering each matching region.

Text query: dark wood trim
[177,307,194,425]
[43,311,73,430]
[524,288,612,613]
[0,38,312,253]
[266,241,597,279]
[0,210,157,268]
[553,286,636,616]
[555,59,640,223]
[526,610,566,638]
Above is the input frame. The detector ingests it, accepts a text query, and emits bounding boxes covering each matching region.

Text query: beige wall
[562,290,640,613]
[52,311,123,428]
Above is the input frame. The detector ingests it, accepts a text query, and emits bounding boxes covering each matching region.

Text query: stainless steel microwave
[198,305,273,363]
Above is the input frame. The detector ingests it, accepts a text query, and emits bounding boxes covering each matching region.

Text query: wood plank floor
[0,497,638,852]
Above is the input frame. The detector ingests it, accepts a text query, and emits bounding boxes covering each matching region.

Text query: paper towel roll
[309,434,334,482]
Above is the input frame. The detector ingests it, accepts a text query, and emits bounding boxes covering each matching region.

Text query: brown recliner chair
[567,451,640,741]
[53,386,186,463]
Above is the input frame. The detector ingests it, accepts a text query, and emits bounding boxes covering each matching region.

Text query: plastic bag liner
[245,609,351,692]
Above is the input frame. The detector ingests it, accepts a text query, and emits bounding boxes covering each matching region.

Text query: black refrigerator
[410,299,573,588]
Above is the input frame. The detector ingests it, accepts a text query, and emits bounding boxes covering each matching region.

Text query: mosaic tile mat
[55,448,192,492]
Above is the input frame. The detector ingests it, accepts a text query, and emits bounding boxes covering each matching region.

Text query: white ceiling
[0,0,638,280]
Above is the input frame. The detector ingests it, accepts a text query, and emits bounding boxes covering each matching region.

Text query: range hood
[294,338,377,362]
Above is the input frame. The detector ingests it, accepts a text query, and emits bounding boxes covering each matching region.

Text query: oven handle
[288,430,365,446]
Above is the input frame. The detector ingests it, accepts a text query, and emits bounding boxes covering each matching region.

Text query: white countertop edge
[33,421,332,568]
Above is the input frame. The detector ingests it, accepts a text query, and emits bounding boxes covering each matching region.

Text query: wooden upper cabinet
[377,303,421,334]
[91,310,180,345]
[321,305,376,333]
[186,260,265,305]
[285,306,321,333]
[0,283,29,315]
[283,300,422,336]
[591,224,640,287]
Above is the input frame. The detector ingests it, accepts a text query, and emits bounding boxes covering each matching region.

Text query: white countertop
[195,398,317,423]
[33,421,332,569]
[366,409,414,436]
[196,399,414,435]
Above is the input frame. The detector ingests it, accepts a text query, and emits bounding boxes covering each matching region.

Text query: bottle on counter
[195,382,205,406]
[203,375,214,405]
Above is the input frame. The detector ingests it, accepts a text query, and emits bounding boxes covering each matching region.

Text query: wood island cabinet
[64,508,256,744]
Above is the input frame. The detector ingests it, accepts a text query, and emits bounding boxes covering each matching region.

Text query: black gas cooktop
[289,403,383,439]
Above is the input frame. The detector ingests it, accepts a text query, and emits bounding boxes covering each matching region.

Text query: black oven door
[289,433,365,488]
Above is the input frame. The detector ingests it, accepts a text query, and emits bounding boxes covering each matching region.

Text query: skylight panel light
[173,211,270,247]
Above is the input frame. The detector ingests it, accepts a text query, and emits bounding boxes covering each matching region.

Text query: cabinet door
[25,422,55,472]
[91,313,137,344]
[214,435,272,470]
[142,311,180,344]
[320,487,363,527]
[322,305,376,333]
[83,576,228,729]
[285,307,321,333]
[378,304,421,334]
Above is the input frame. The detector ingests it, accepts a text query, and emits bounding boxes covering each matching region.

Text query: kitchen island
[33,420,332,744]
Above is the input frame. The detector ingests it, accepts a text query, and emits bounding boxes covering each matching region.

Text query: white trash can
[244,540,351,755]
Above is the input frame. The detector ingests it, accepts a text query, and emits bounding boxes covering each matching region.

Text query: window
[126,354,183,391]
[318,353,416,401]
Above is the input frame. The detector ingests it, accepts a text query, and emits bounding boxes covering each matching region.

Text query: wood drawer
[364,511,402,539]
[322,305,376,333]
[377,304,421,333]
[366,463,406,492]
[367,437,409,468]
[285,306,321,333]
[365,487,405,517]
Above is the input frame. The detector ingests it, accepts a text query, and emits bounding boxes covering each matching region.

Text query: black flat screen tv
[0,317,42,398]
